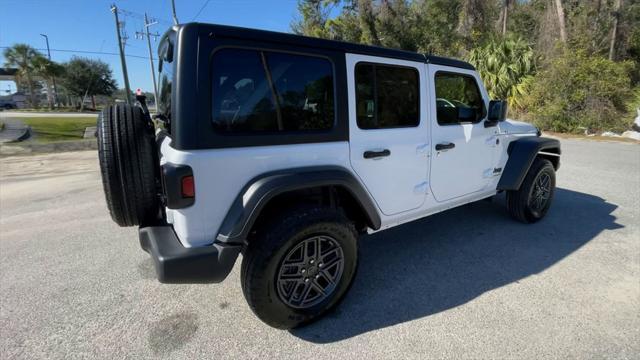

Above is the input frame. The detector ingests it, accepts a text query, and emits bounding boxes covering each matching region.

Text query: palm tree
[3,44,44,108]
[468,36,536,109]
[32,56,64,109]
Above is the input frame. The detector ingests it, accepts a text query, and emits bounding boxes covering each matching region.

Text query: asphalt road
[1,139,639,359]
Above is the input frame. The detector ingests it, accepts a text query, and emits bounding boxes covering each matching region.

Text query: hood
[499,119,539,136]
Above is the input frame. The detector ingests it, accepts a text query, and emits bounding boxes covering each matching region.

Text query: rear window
[211,48,334,133]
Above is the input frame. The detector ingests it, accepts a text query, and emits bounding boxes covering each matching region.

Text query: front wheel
[241,207,358,329]
[506,158,556,223]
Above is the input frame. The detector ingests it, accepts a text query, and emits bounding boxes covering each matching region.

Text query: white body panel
[160,56,540,248]
[345,54,430,216]
[160,139,352,247]
[427,64,500,202]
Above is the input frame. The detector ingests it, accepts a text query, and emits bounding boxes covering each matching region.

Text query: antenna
[170,0,179,25]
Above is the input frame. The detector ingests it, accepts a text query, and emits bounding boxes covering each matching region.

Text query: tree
[500,0,511,35]
[32,56,64,109]
[292,0,337,38]
[553,0,567,42]
[412,0,464,56]
[375,0,418,51]
[2,44,44,107]
[457,0,498,49]
[609,0,623,60]
[468,36,536,109]
[525,49,634,133]
[60,57,117,111]
[292,0,460,53]
[357,0,382,45]
[326,4,362,42]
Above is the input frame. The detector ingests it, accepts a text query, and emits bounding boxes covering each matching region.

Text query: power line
[0,46,149,60]
[192,0,212,21]
[118,7,173,26]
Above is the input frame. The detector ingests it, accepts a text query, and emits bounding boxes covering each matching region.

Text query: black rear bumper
[139,226,241,284]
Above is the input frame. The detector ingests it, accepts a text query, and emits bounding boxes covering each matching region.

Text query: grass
[16,117,97,143]
[12,107,100,113]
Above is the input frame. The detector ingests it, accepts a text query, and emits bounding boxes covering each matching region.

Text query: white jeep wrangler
[97,23,560,329]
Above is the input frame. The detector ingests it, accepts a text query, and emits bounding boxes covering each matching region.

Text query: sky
[0,0,308,95]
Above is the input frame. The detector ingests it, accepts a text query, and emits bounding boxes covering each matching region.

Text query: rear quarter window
[211,48,335,133]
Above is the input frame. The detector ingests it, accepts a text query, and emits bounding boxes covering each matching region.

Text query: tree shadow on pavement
[291,188,622,343]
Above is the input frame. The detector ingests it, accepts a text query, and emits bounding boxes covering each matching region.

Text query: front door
[429,66,499,202]
[346,54,429,216]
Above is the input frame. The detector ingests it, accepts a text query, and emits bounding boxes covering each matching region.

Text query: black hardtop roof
[184,23,475,71]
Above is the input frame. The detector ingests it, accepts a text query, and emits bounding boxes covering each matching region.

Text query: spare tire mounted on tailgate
[97,104,160,227]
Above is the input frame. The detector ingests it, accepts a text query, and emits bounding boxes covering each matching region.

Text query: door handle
[363,149,391,159]
[435,142,455,151]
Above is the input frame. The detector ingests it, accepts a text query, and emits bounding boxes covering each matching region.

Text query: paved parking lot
[1,138,639,359]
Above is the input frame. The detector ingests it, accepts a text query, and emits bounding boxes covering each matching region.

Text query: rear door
[346,54,429,216]
[428,66,499,202]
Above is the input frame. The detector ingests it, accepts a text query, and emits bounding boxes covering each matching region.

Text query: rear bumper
[139,226,241,284]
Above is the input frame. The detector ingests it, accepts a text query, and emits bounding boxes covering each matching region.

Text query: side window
[157,39,174,121]
[434,72,485,125]
[355,63,419,129]
[211,48,334,133]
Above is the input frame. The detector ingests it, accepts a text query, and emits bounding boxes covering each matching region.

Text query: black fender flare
[497,136,561,191]
[215,166,381,245]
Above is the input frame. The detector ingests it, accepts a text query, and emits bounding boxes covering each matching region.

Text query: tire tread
[506,157,555,223]
[241,207,358,329]
[97,104,158,226]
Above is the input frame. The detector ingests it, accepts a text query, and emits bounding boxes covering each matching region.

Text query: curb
[0,139,97,156]
[16,126,32,142]
[0,123,31,143]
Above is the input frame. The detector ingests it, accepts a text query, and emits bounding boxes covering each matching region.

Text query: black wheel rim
[276,235,345,309]
[529,172,551,213]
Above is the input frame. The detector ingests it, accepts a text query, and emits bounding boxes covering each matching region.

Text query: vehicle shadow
[291,188,622,343]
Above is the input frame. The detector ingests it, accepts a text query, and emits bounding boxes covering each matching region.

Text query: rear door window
[355,63,419,129]
[211,48,334,133]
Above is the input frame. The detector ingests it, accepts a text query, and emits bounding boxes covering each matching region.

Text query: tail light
[161,163,195,209]
[181,175,195,198]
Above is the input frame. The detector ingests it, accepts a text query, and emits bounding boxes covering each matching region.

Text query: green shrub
[468,36,536,111]
[524,50,635,133]
[628,86,640,118]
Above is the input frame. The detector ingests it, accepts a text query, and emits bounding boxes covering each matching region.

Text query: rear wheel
[241,207,358,329]
[506,158,556,223]
[97,104,159,226]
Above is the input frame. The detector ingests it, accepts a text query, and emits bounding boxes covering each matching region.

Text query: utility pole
[111,4,133,104]
[136,13,160,110]
[39,33,59,107]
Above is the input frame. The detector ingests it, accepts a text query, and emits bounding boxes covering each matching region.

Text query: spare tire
[97,104,160,227]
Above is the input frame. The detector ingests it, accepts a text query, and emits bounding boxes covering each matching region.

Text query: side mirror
[488,100,508,122]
